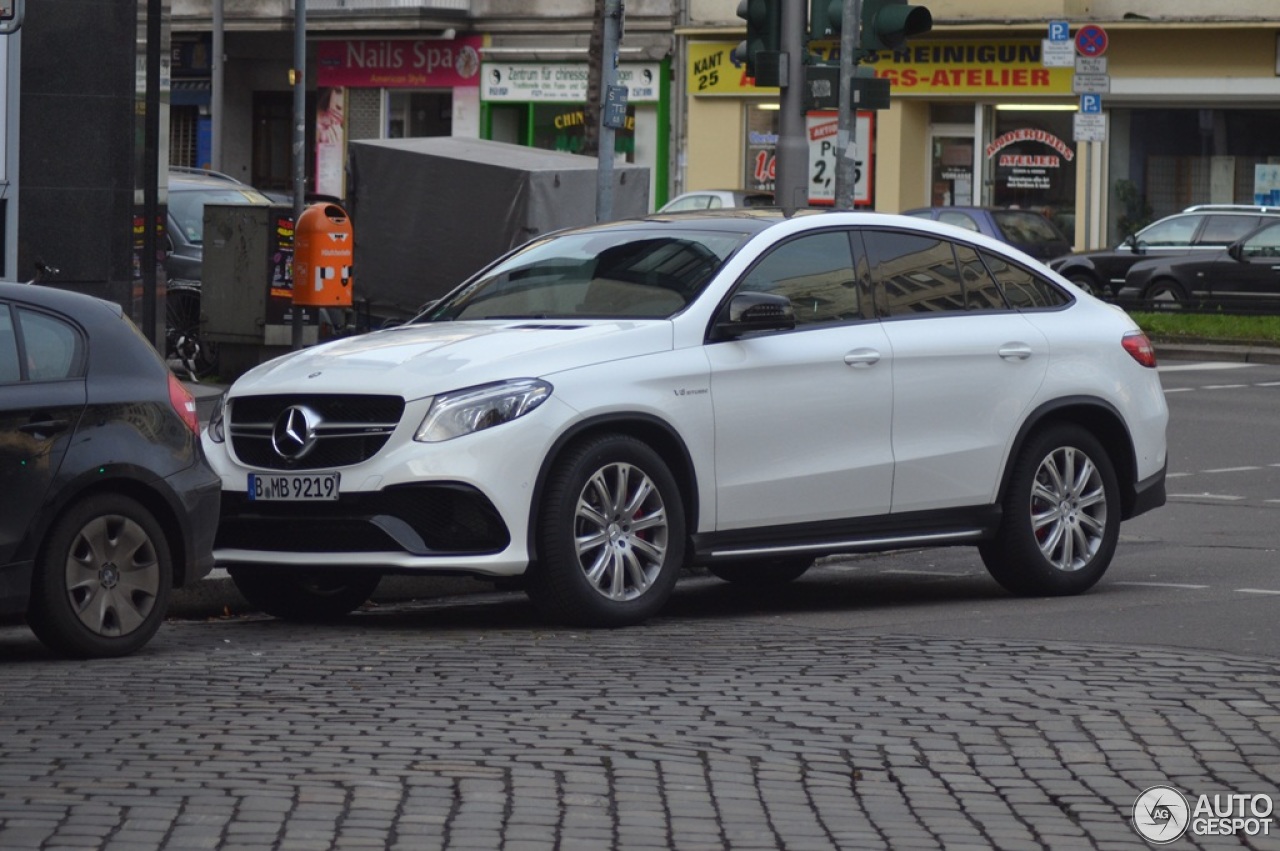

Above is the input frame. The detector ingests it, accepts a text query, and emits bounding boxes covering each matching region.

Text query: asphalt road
[2,348,1279,850]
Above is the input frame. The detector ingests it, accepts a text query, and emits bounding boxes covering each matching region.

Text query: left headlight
[415,379,552,443]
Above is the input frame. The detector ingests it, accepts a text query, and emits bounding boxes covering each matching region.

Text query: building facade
[679,0,1280,248]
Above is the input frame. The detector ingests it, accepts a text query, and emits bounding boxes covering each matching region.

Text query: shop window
[744,104,779,193]
[531,103,635,159]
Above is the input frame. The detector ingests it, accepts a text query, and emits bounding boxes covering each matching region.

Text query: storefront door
[928,125,975,207]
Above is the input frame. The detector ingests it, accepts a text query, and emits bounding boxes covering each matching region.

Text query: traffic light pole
[775,0,808,214]
[834,0,862,209]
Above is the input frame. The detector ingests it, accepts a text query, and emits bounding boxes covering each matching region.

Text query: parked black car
[1049,207,1280,299]
[1120,218,1280,309]
[0,282,220,657]
[901,207,1071,264]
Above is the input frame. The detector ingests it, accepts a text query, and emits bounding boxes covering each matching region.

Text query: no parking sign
[1075,24,1109,57]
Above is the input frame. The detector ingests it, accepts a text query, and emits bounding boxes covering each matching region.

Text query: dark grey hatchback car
[0,282,220,657]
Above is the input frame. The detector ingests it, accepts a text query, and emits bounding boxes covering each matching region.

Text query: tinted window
[1137,214,1203,247]
[866,230,966,315]
[17,309,83,381]
[0,306,18,383]
[955,243,1008,310]
[1200,215,1262,245]
[739,231,860,325]
[980,250,1069,309]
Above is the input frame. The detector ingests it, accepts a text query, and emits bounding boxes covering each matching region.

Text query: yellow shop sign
[687,42,777,96]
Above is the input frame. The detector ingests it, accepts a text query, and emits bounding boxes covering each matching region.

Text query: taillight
[1122,330,1158,368]
[168,372,200,434]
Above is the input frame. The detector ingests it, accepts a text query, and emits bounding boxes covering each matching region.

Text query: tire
[27,494,173,658]
[528,434,686,627]
[229,567,381,621]
[166,287,219,380]
[980,424,1120,597]
[707,557,813,587]
[1067,274,1105,299]
[1143,279,1189,309]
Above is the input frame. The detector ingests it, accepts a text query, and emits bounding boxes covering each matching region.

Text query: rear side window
[937,211,981,232]
[0,306,18,383]
[1199,215,1262,245]
[991,210,1062,245]
[979,249,1069,309]
[17,308,84,381]
[864,230,966,316]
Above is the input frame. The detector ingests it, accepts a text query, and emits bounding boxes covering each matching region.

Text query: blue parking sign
[1048,21,1070,41]
[1080,93,1102,114]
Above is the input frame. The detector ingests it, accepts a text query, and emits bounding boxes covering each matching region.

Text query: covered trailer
[346,137,650,324]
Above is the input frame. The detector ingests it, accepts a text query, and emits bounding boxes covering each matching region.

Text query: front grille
[216,482,510,556]
[229,394,405,470]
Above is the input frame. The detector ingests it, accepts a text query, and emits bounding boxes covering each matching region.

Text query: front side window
[937,211,980,232]
[1240,222,1280,258]
[426,227,751,321]
[736,231,860,326]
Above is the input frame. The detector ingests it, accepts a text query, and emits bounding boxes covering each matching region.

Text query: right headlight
[415,379,552,443]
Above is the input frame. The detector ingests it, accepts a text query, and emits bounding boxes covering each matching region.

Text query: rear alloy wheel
[980,424,1120,597]
[707,558,813,587]
[529,434,685,627]
[230,568,381,621]
[27,495,173,658]
[1143,279,1188,309]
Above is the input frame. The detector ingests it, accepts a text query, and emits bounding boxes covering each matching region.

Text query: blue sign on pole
[1080,93,1102,114]
[1048,21,1070,42]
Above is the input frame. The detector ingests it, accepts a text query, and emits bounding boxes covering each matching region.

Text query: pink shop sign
[317,36,484,88]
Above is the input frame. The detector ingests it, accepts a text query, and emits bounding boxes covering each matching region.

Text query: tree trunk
[582,0,605,157]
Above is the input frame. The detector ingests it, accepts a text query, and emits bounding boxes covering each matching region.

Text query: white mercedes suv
[202,210,1168,627]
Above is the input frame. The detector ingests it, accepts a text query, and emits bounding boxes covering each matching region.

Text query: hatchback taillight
[168,372,200,434]
[1122,330,1157,368]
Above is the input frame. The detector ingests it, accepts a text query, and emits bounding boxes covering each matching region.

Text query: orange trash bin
[292,203,354,307]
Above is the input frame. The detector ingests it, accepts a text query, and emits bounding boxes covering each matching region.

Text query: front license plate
[248,472,340,501]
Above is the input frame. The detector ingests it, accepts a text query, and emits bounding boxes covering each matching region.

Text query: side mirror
[1228,242,1245,262]
[712,292,796,340]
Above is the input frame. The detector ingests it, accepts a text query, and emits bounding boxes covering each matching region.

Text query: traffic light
[809,0,842,40]
[860,0,932,52]
[732,0,781,81]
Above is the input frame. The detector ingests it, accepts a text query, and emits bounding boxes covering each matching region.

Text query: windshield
[169,187,270,246]
[424,226,751,321]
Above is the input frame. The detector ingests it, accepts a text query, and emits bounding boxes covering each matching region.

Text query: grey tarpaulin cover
[346,137,651,322]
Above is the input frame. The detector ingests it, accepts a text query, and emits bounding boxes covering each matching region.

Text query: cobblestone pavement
[2,595,1280,851]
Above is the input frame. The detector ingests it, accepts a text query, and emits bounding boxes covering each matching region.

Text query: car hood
[229,320,676,400]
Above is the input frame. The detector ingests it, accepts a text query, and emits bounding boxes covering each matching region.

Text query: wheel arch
[526,413,701,563]
[1000,397,1142,520]
[28,475,194,589]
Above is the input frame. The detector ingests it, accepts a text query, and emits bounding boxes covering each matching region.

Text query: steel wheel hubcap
[1030,446,1107,572]
[575,462,669,601]
[64,515,160,637]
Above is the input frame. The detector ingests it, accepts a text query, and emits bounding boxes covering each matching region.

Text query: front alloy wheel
[27,495,173,658]
[529,434,685,627]
[980,424,1120,596]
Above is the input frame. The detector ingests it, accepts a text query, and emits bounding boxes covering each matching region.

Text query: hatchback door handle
[844,348,881,367]
[998,343,1033,361]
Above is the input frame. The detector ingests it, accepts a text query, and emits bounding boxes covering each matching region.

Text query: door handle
[843,348,881,367]
[19,419,70,438]
[998,343,1033,361]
